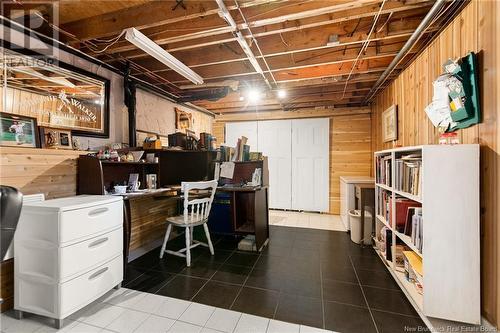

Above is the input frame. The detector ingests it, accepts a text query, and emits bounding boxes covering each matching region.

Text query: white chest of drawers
[14,195,124,328]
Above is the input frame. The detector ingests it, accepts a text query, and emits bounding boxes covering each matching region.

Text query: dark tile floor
[125,225,427,332]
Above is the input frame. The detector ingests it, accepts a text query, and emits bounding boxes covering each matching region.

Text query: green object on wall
[448,52,481,131]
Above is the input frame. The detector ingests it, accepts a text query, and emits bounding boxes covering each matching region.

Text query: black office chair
[0,186,23,261]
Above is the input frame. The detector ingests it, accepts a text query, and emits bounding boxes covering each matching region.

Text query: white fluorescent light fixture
[235,31,263,74]
[124,28,203,85]
[10,67,76,88]
[215,0,237,29]
[215,0,263,75]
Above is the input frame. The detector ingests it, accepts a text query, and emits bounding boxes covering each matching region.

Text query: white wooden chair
[159,180,218,266]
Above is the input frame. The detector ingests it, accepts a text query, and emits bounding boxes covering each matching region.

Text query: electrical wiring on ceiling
[234,0,276,89]
[340,0,387,100]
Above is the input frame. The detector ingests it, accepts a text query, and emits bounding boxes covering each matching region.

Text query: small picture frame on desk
[0,112,39,148]
[39,127,73,149]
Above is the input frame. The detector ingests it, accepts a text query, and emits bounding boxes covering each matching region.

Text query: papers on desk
[220,162,235,179]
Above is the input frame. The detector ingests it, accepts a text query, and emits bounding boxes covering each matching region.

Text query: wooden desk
[113,189,179,265]
[211,186,269,251]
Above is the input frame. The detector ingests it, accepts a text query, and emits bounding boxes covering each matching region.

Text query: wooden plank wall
[214,108,372,214]
[370,0,499,326]
[0,147,83,199]
[329,113,372,214]
[0,147,84,312]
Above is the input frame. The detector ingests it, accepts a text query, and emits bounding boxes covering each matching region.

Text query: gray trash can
[349,209,372,245]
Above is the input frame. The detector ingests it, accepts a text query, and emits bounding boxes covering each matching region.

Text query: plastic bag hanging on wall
[424,52,481,132]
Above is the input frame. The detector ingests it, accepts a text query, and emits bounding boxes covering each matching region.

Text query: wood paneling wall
[214,108,372,214]
[329,113,372,213]
[371,0,499,326]
[0,147,84,312]
[0,147,83,199]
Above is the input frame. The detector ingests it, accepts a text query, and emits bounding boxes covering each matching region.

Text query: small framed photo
[382,104,398,142]
[39,127,73,150]
[0,112,39,148]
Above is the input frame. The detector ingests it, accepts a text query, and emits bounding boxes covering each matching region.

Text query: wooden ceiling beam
[209,96,366,114]
[195,83,373,107]
[61,0,288,42]
[128,38,408,76]
[102,4,427,59]
[197,89,367,110]
[162,56,393,84]
[214,107,371,122]
[88,0,383,54]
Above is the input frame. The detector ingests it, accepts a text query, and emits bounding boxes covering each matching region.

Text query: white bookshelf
[374,144,480,325]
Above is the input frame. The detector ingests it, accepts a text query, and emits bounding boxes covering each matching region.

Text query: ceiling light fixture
[247,89,261,103]
[277,89,287,98]
[124,27,203,85]
[10,67,76,88]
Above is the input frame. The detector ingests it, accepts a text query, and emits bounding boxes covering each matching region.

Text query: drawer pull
[88,267,109,280]
[88,207,109,217]
[88,237,109,248]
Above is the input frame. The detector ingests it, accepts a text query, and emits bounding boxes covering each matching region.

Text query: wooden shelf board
[373,246,392,268]
[101,161,159,165]
[374,247,424,313]
[376,214,392,230]
[235,222,255,233]
[394,231,423,258]
[375,183,392,191]
[393,270,424,312]
[393,189,422,203]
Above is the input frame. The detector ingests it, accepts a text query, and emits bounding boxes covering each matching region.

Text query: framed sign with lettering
[1,48,110,138]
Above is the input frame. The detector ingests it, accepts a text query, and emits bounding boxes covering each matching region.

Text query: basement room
[0,1,498,332]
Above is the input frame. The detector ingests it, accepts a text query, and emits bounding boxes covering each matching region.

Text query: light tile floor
[269,210,346,232]
[0,288,336,333]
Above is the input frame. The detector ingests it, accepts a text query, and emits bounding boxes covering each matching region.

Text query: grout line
[349,255,380,333]
[271,290,281,320]
[319,260,326,329]
[189,246,237,302]
[228,249,263,310]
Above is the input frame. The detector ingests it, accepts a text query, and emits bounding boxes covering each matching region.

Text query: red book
[394,199,421,232]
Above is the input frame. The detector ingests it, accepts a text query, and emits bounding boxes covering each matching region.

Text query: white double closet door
[225,118,329,212]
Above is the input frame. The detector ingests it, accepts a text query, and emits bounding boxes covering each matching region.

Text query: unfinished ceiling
[2,0,462,114]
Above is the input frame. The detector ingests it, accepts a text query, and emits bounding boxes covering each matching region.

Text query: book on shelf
[249,152,262,161]
[385,229,393,262]
[219,146,236,162]
[391,198,421,233]
[395,154,422,197]
[376,155,392,186]
[376,189,390,223]
[393,244,406,272]
[403,251,424,295]
[242,144,250,161]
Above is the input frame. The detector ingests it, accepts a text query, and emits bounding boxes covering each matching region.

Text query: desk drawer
[59,201,123,244]
[60,255,122,317]
[60,228,122,281]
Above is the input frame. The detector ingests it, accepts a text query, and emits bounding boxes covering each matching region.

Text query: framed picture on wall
[175,108,193,132]
[39,127,73,150]
[382,105,398,142]
[0,112,40,148]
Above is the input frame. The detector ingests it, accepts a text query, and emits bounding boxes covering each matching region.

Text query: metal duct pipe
[364,0,447,103]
